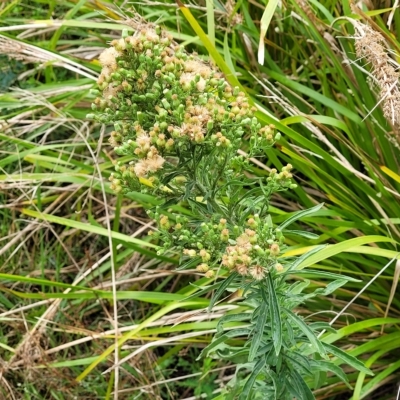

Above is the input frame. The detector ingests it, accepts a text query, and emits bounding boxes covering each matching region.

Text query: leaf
[355,359,400,399]
[322,342,373,375]
[288,280,310,295]
[287,245,327,273]
[267,274,282,356]
[239,358,266,400]
[310,360,352,389]
[308,322,337,334]
[380,165,400,183]
[258,0,280,65]
[320,279,349,295]
[249,303,267,361]
[208,272,238,311]
[199,328,250,359]
[294,269,360,282]
[284,230,320,240]
[279,203,324,230]
[292,236,397,270]
[21,208,158,249]
[217,313,252,335]
[285,309,326,356]
[205,0,215,48]
[183,281,225,301]
[288,368,315,400]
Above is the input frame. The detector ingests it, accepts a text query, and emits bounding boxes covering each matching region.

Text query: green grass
[0,0,399,399]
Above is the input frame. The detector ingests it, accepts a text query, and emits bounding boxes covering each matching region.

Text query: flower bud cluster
[149,206,286,280]
[268,163,297,190]
[88,26,282,194]
[248,123,281,156]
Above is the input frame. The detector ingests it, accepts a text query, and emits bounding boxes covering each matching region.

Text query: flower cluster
[89,25,296,279]
[89,26,282,192]
[148,201,290,281]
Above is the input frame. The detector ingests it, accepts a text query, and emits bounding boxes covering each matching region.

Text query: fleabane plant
[88,25,372,400]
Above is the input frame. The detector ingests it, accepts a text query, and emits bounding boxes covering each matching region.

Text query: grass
[0,0,399,399]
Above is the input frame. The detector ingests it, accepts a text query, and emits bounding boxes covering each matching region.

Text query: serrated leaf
[322,342,373,375]
[267,274,282,356]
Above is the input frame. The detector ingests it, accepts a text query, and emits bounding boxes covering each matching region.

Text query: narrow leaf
[240,358,266,400]
[208,272,238,311]
[267,274,282,356]
[294,269,360,282]
[249,303,267,361]
[320,279,349,295]
[258,0,279,65]
[199,328,250,359]
[284,230,320,239]
[21,208,158,248]
[279,203,324,230]
[311,360,352,389]
[322,342,373,375]
[289,368,315,400]
[177,1,244,91]
[287,245,327,272]
[285,309,326,356]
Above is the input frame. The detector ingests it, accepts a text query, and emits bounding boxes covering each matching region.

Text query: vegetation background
[0,0,399,399]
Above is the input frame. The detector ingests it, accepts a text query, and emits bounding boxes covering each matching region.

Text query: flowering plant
[88,24,372,399]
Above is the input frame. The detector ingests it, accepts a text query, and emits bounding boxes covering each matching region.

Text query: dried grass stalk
[353,21,400,136]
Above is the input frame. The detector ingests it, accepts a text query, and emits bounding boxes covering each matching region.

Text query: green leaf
[287,246,327,273]
[239,358,266,400]
[177,1,244,92]
[322,318,400,345]
[288,280,310,295]
[311,360,352,389]
[294,269,360,282]
[217,313,252,335]
[249,302,267,361]
[320,279,349,295]
[322,343,373,376]
[285,309,326,356]
[279,203,324,230]
[284,230,320,240]
[21,208,158,249]
[288,368,315,400]
[267,274,282,356]
[199,328,250,359]
[295,236,397,270]
[258,0,279,64]
[208,272,238,311]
